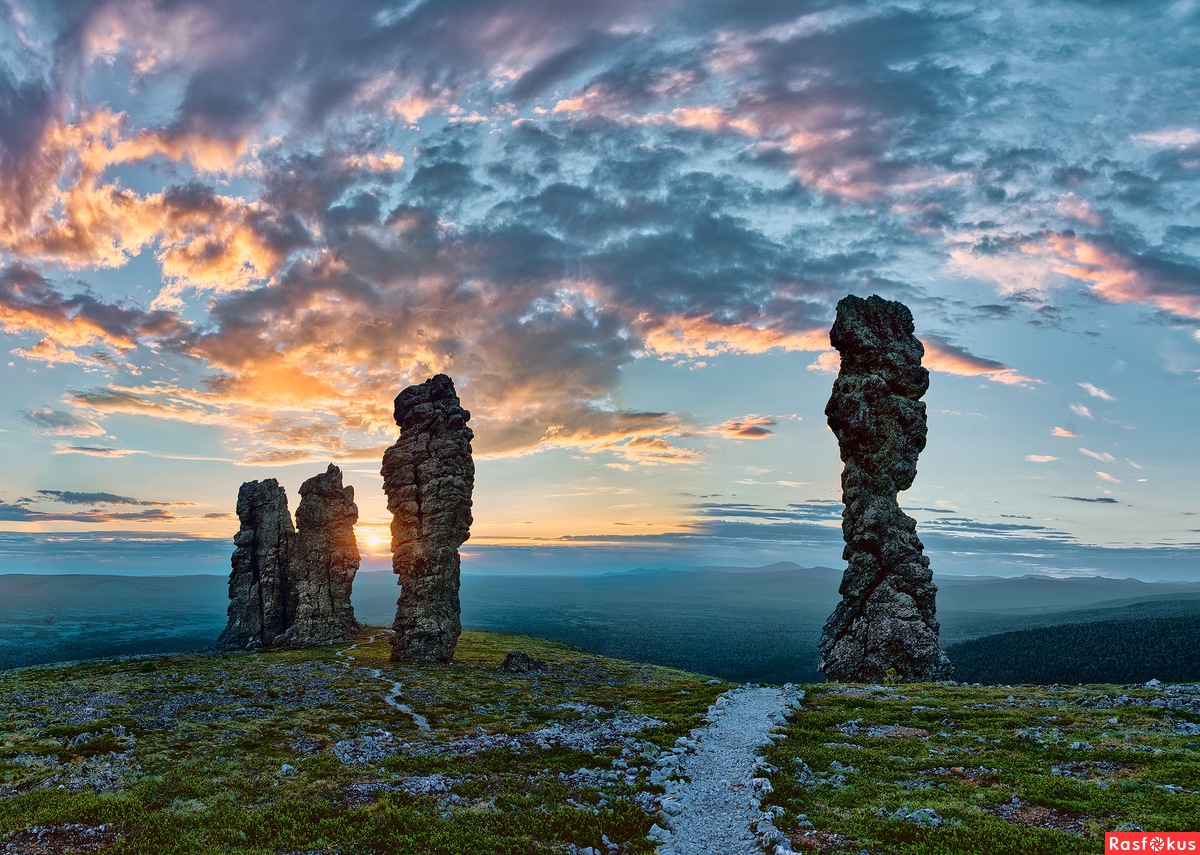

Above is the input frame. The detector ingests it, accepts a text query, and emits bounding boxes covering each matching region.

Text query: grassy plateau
[0,627,1197,854]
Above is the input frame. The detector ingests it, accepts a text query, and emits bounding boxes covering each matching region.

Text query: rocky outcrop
[217,465,359,650]
[818,294,951,682]
[382,374,474,662]
[217,479,295,650]
[278,464,360,647]
[500,651,547,673]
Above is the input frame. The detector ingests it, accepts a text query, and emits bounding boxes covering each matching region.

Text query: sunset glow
[1,0,1198,580]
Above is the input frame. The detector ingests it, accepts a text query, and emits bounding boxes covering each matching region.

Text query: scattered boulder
[217,465,360,650]
[217,479,295,649]
[818,295,951,682]
[279,464,361,647]
[501,651,548,673]
[382,374,474,662]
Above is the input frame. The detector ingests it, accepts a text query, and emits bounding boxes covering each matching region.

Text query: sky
[1,0,1199,582]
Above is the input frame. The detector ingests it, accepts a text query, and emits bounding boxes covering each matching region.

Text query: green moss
[0,627,719,854]
[9,631,1192,854]
[761,682,1200,854]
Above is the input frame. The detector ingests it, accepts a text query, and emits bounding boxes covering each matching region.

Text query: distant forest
[946,617,1200,684]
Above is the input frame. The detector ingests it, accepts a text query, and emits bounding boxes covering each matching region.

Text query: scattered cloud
[52,445,138,458]
[1078,382,1116,401]
[0,266,185,364]
[920,335,1038,386]
[1057,193,1104,229]
[36,490,193,507]
[1051,427,1077,437]
[1056,496,1119,504]
[807,351,840,374]
[0,501,177,523]
[714,415,778,439]
[1049,234,1200,322]
[20,407,105,437]
[1095,471,1122,483]
[1025,455,1058,463]
[1069,404,1095,420]
[1136,128,1200,149]
[1078,448,1116,463]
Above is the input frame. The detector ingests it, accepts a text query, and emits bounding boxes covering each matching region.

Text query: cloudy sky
[2,0,1199,581]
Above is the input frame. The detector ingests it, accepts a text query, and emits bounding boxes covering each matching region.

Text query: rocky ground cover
[0,628,726,854]
[1,629,1197,854]
[759,681,1200,854]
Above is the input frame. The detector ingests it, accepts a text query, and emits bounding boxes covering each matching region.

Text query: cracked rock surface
[382,374,474,663]
[819,294,951,682]
[217,466,360,650]
[280,464,361,648]
[217,479,295,650]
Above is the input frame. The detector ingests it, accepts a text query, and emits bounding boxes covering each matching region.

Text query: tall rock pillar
[382,374,474,662]
[818,295,951,682]
[217,479,295,649]
[279,463,361,647]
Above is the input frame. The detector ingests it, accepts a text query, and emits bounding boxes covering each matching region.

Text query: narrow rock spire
[280,463,361,647]
[382,374,474,662]
[217,479,295,649]
[818,294,951,682]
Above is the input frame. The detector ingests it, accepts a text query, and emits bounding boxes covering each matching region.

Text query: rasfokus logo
[1106,832,1200,851]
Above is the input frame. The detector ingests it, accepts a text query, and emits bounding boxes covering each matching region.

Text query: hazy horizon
[3,537,1199,583]
[5,562,1200,681]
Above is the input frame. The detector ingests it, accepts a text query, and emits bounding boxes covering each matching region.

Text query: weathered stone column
[279,463,361,647]
[818,295,951,682]
[382,374,474,662]
[217,479,295,649]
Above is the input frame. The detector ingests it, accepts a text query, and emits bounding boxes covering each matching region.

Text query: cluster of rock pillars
[217,373,473,663]
[218,295,952,681]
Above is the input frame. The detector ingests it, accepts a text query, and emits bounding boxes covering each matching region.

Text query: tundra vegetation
[1,628,1197,854]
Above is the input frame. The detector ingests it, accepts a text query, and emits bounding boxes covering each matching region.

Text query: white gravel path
[648,684,804,855]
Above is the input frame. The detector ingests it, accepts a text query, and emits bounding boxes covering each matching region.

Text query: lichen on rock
[818,294,952,682]
[381,374,474,662]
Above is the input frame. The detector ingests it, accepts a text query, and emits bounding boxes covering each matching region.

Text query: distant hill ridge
[4,569,1200,682]
[948,615,1200,684]
[609,561,839,577]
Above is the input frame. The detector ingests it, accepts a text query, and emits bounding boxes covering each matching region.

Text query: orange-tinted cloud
[0,265,185,362]
[1048,234,1200,321]
[1051,426,1077,437]
[1,108,252,270]
[919,335,1039,386]
[638,313,828,360]
[807,351,840,374]
[714,415,777,439]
